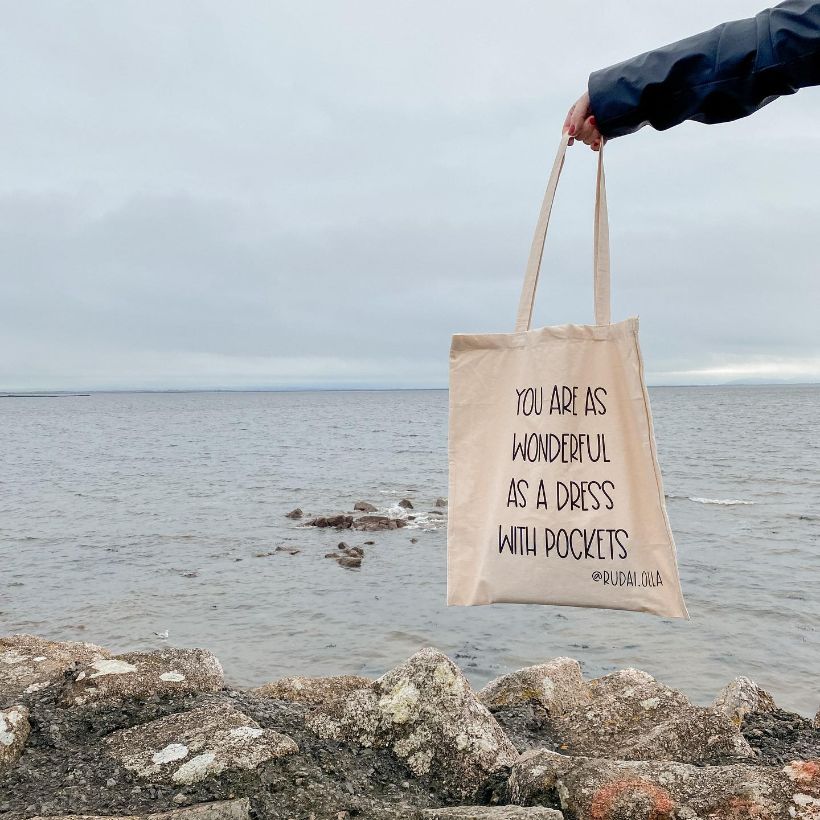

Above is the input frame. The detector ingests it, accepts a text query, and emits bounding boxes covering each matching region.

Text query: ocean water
[1,386,818,715]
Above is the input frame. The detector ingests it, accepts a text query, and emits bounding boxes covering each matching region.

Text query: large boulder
[104,702,298,785]
[0,634,110,704]
[0,704,30,771]
[26,800,250,820]
[61,647,224,706]
[478,658,589,716]
[509,748,820,820]
[306,647,518,798]
[252,674,371,705]
[551,668,753,764]
[422,809,562,819]
[713,675,777,725]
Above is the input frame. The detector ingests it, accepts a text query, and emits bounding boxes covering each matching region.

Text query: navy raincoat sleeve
[588,0,820,139]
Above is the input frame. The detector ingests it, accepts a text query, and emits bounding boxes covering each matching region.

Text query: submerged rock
[509,748,820,820]
[0,634,110,704]
[398,499,413,510]
[0,704,30,771]
[434,498,448,508]
[104,702,298,785]
[354,501,378,512]
[306,647,517,798]
[479,658,589,716]
[713,675,777,725]
[253,674,371,706]
[284,508,303,519]
[61,647,224,706]
[27,800,251,820]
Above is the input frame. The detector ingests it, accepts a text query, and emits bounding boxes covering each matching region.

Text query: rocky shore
[1,635,818,819]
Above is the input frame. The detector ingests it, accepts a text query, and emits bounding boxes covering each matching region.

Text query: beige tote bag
[447,131,688,618]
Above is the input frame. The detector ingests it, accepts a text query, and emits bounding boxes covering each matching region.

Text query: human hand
[564,91,603,151]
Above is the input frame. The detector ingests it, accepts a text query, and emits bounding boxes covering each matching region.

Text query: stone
[253,674,371,705]
[345,546,364,558]
[508,748,820,820]
[26,800,251,820]
[713,675,777,725]
[434,498,448,508]
[275,545,300,555]
[479,658,589,716]
[285,508,303,519]
[104,702,298,785]
[0,705,30,771]
[815,709,819,730]
[0,634,111,704]
[354,515,408,531]
[61,647,224,706]
[550,668,753,764]
[308,515,355,528]
[398,499,413,509]
[306,647,517,798]
[354,501,378,512]
[422,809,562,819]
[338,556,362,569]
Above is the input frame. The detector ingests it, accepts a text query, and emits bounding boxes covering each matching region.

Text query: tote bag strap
[515,129,611,332]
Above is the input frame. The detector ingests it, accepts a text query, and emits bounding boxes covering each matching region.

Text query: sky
[1,0,818,390]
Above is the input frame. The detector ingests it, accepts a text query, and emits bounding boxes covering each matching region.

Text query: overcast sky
[1,1,818,390]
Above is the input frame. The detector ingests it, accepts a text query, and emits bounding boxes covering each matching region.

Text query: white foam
[687,497,755,506]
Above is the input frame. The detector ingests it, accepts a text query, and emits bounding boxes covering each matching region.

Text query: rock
[325,552,342,559]
[422,810,562,819]
[0,634,111,704]
[354,501,378,512]
[285,508,303,519]
[398,499,413,509]
[479,658,589,716]
[354,515,408,531]
[815,709,819,730]
[550,668,753,764]
[252,674,371,705]
[410,537,418,544]
[308,515,355,528]
[346,546,364,558]
[26,799,251,820]
[275,545,300,555]
[434,497,448,507]
[0,705,30,771]
[104,702,298,785]
[741,707,820,764]
[338,556,362,569]
[61,647,224,706]
[713,675,777,725]
[306,647,518,798]
[509,748,820,820]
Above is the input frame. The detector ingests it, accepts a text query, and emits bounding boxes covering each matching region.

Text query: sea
[1,386,818,715]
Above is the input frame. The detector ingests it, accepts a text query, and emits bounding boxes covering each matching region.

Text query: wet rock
[742,707,820,764]
[308,514,355,528]
[354,515,408,531]
[285,508,303,519]
[104,702,298,785]
[0,704,30,771]
[274,545,300,555]
[253,675,372,706]
[479,658,589,716]
[338,556,362,569]
[61,648,224,707]
[509,748,820,820]
[27,799,251,820]
[422,809,562,819]
[398,499,413,510]
[306,647,517,798]
[551,668,753,764]
[0,634,110,704]
[713,675,777,725]
[325,552,342,559]
[434,498,448,508]
[354,501,378,512]
[345,546,364,558]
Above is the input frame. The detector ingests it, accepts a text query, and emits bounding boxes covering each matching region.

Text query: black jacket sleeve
[588,0,820,139]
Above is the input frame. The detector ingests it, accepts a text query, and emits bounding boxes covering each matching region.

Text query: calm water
[1,387,818,715]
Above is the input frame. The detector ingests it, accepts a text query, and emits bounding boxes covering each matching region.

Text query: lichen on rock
[0,704,30,772]
[252,674,372,706]
[712,675,777,725]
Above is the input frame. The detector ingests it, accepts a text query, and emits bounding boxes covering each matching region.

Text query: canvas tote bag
[447,131,688,618]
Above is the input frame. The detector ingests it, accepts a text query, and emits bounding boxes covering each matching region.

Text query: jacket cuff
[587,66,650,140]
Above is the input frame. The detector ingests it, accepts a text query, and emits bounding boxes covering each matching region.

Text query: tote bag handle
[515,130,611,331]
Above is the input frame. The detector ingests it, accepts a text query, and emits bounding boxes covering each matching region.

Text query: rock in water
[306,647,518,798]
[434,497,448,508]
[712,675,777,725]
[398,499,413,509]
[551,668,753,764]
[509,748,820,820]
[0,705,30,772]
[0,634,111,704]
[253,674,372,705]
[285,508,303,519]
[354,501,377,512]
[337,556,362,569]
[104,702,298,784]
[26,800,251,820]
[61,647,224,706]
[479,658,589,716]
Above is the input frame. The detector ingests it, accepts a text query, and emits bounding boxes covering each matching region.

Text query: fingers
[564,91,603,151]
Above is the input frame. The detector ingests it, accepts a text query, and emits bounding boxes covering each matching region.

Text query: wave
[687,496,755,506]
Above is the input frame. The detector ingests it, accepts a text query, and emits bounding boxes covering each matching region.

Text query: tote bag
[447,131,688,618]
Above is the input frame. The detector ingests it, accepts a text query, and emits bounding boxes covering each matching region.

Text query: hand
[564,91,603,151]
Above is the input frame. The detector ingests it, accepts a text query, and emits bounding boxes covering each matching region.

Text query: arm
[569,0,820,145]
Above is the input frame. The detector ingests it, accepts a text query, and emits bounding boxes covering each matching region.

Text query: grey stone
[434,498,448,508]
[0,704,30,771]
[252,674,371,705]
[338,556,362,569]
[398,499,413,509]
[306,647,518,798]
[354,501,378,512]
[61,647,224,706]
[104,702,298,785]
[354,515,408,531]
[422,809,562,819]
[26,799,250,820]
[509,748,820,820]
[479,658,589,716]
[712,675,777,725]
[0,634,110,704]
[285,508,303,519]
